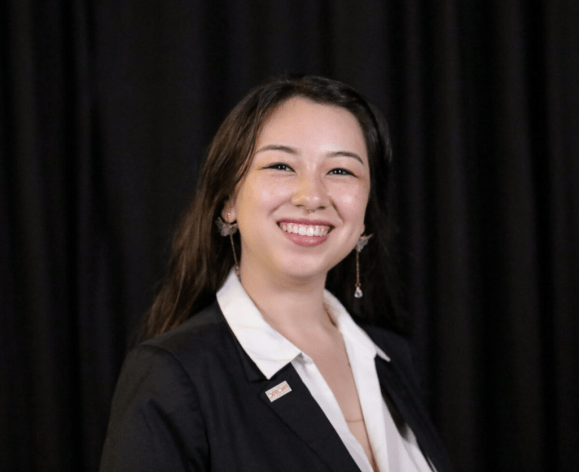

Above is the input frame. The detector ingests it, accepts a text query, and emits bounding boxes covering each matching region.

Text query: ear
[221,199,237,223]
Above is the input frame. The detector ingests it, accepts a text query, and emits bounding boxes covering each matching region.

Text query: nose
[291,172,330,212]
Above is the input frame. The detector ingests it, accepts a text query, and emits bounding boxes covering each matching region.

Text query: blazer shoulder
[360,324,423,392]
[102,325,212,470]
[361,324,414,363]
[141,300,234,366]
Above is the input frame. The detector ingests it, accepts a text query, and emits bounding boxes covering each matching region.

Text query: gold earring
[354,234,372,298]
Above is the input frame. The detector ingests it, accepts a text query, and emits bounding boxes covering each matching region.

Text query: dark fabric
[2,1,578,471]
[99,301,452,472]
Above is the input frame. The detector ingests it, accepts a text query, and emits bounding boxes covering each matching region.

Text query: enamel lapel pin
[265,381,292,402]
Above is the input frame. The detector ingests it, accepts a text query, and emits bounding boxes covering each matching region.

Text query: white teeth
[279,223,330,237]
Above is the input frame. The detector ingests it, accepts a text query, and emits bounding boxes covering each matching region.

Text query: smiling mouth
[278,222,332,237]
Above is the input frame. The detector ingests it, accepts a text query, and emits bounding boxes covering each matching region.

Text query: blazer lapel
[375,357,453,472]
[229,330,360,471]
[259,363,361,472]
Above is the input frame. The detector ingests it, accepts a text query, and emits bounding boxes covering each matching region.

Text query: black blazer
[100,301,452,472]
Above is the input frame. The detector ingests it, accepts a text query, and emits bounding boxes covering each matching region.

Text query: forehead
[255,97,368,157]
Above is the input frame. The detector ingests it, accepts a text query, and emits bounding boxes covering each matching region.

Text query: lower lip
[279,227,330,247]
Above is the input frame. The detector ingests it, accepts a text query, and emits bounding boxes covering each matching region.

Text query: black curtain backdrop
[2,1,578,471]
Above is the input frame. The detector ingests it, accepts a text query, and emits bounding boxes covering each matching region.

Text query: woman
[100,76,452,472]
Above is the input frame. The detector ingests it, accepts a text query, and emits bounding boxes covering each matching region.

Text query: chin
[271,255,342,282]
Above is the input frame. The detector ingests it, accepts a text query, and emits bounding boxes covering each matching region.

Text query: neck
[238,261,333,334]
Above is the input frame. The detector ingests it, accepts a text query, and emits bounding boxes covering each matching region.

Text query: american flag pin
[266,381,292,402]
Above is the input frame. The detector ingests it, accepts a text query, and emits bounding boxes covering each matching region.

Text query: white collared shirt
[217,271,432,472]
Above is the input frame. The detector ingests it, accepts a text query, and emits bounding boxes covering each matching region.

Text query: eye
[328,168,355,176]
[265,163,294,171]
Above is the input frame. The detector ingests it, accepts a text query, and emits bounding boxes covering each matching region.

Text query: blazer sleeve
[99,344,209,472]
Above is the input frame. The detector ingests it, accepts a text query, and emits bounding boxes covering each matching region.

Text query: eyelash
[266,163,293,171]
[328,168,354,176]
[265,163,355,176]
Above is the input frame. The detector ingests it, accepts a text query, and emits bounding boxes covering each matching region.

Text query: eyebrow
[255,144,298,155]
[327,150,364,165]
[256,144,364,165]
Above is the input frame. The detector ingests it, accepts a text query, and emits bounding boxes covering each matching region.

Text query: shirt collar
[216,270,389,380]
[323,289,390,363]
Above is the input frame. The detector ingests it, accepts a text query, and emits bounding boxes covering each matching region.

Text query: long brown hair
[142,75,409,340]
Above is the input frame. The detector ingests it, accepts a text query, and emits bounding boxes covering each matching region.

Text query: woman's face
[227,97,370,283]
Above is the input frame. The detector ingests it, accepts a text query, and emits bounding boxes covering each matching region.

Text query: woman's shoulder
[360,323,429,401]
[354,320,412,358]
[144,300,227,347]
[357,322,422,389]
[128,300,237,377]
[102,307,225,470]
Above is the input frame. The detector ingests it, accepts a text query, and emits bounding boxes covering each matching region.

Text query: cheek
[336,187,370,222]
[253,185,283,204]
[236,178,288,218]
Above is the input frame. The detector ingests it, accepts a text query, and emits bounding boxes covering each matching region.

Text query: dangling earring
[354,234,372,298]
[216,213,239,275]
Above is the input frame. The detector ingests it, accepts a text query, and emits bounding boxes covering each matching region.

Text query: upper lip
[277,218,333,227]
